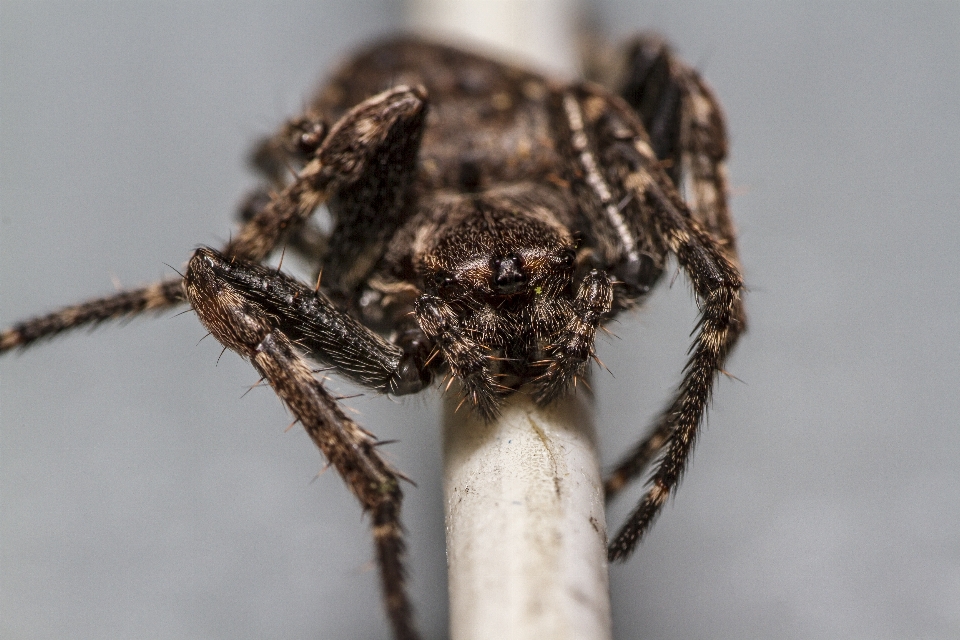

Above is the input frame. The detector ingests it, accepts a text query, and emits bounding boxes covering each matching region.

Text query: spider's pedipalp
[532,268,613,405]
[414,293,502,420]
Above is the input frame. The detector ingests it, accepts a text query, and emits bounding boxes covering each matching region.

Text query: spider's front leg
[0,280,186,352]
[606,179,743,561]
[601,39,748,499]
[190,247,431,395]
[562,86,744,561]
[185,248,427,640]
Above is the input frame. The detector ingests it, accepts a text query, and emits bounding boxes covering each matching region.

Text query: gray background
[2,2,959,638]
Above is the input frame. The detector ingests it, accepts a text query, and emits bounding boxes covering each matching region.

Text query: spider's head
[418,184,578,299]
[414,186,590,403]
[422,205,577,305]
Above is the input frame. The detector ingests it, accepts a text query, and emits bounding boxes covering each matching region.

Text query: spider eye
[558,248,576,267]
[433,270,456,289]
[490,253,527,294]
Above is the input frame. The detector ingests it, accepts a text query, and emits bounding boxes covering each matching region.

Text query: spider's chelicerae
[2,35,745,639]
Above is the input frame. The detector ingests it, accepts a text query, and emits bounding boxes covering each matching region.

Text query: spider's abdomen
[314,37,566,192]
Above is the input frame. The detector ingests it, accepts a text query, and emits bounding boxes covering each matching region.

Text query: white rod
[406,0,582,77]
[405,3,612,639]
[442,391,611,640]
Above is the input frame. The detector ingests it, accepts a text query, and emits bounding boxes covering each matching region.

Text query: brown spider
[1,35,744,639]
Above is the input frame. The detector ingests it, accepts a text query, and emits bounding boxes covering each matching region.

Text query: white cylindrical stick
[406,0,582,77]
[442,390,611,640]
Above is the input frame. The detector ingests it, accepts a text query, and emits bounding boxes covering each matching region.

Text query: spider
[1,35,744,640]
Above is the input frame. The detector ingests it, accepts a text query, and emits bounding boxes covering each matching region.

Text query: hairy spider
[1,35,744,639]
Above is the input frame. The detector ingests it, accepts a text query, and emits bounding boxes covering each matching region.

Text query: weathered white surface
[407,0,581,77]
[443,391,611,640]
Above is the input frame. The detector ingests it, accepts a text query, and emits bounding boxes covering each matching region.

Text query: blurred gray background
[2,2,959,638]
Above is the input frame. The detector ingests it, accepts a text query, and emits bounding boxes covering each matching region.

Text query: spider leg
[225,84,427,266]
[608,184,742,561]
[603,40,748,498]
[237,109,334,264]
[603,418,673,500]
[0,280,185,353]
[561,86,744,560]
[616,33,684,182]
[237,186,329,266]
[190,247,431,395]
[616,33,741,262]
[185,249,420,640]
[246,113,329,186]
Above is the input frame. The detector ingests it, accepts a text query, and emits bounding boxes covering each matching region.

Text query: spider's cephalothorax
[2,36,745,640]
[411,185,612,417]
